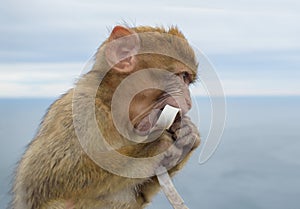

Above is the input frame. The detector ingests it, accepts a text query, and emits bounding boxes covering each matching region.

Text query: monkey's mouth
[133,96,182,136]
[134,108,162,136]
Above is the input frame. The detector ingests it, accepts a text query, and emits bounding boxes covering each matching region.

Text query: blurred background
[1,0,299,208]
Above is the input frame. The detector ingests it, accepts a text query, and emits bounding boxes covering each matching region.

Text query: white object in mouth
[151,104,180,131]
[154,105,189,209]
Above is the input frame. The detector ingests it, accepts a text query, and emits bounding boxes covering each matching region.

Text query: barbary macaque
[12,25,200,209]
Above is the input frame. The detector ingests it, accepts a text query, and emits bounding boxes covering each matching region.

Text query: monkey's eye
[179,72,192,84]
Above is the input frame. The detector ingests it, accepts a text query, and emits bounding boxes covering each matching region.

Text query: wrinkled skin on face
[129,67,193,136]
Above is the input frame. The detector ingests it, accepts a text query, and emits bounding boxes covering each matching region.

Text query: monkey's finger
[161,145,182,168]
[176,133,196,153]
[173,125,192,143]
[182,116,199,133]
[169,116,192,133]
[177,133,199,163]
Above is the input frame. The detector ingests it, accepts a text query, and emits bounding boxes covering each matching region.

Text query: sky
[0,0,300,97]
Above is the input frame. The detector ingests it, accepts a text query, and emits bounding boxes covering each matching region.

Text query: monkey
[11,25,200,209]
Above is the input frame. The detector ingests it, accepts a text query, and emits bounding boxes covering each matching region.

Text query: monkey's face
[128,62,195,135]
[104,26,198,136]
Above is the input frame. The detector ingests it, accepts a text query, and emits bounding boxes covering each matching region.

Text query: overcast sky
[0,0,299,97]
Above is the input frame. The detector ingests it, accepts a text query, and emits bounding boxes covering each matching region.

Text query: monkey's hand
[160,116,200,175]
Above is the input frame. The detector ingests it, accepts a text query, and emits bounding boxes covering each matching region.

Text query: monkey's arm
[133,116,200,204]
[167,116,200,175]
[93,100,199,207]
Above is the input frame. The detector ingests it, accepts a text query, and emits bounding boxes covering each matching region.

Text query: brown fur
[12,25,200,209]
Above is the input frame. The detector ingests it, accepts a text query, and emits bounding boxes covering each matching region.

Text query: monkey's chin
[134,109,162,136]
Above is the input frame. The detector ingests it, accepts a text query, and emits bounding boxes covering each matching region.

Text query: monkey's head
[95,25,198,137]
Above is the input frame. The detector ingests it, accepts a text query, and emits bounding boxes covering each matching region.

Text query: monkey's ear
[105,26,140,73]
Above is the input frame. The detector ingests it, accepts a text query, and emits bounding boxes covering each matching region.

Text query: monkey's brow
[189,64,199,83]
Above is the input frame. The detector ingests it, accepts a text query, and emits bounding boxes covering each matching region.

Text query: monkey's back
[13,91,93,208]
[12,90,148,209]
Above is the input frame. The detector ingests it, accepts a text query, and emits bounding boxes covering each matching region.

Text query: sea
[0,96,299,209]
